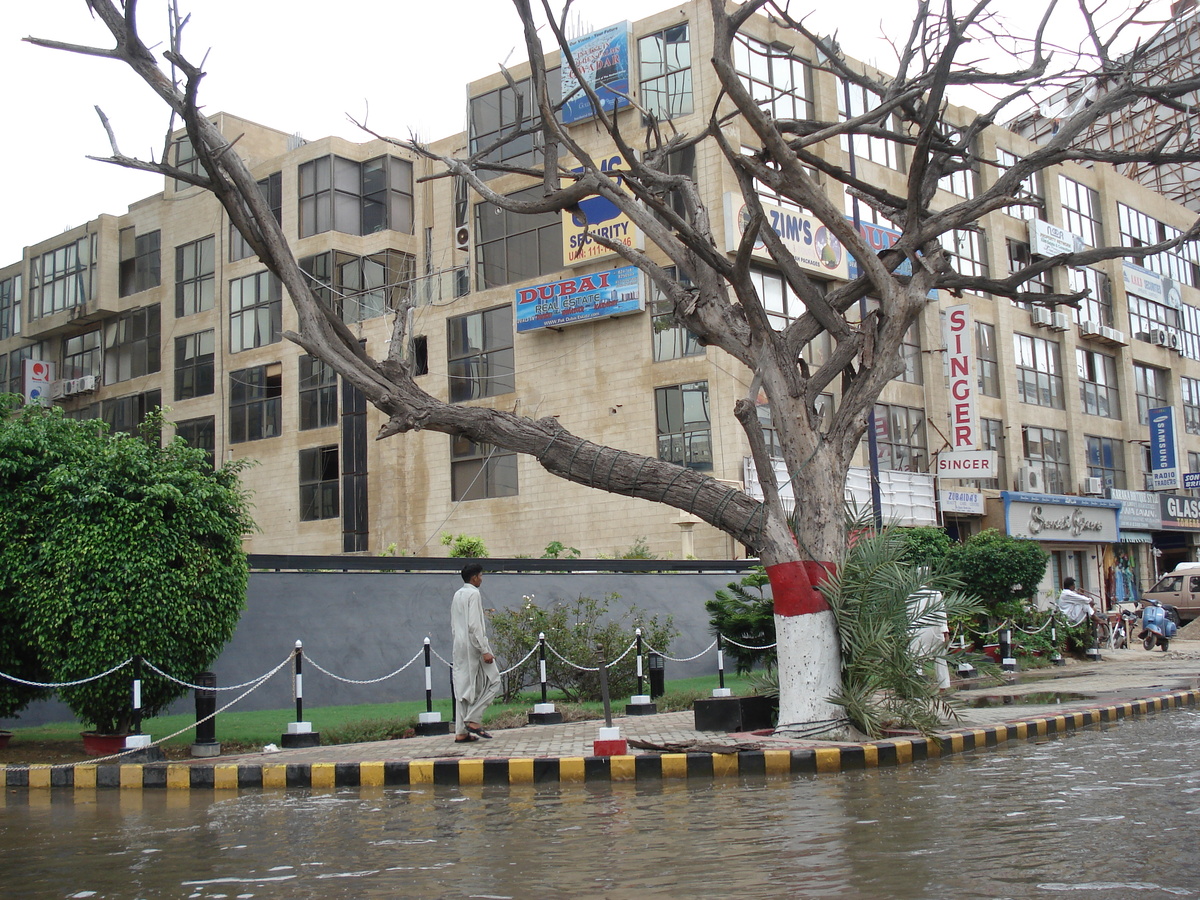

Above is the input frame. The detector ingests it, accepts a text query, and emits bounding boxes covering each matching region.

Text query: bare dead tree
[28,0,1200,736]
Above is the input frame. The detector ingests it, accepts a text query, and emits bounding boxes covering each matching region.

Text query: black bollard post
[593,644,626,755]
[191,672,221,758]
[626,627,657,715]
[713,632,731,697]
[281,640,320,748]
[1050,623,1065,666]
[529,632,563,724]
[415,638,450,735]
[122,655,160,759]
[131,654,143,736]
[1000,626,1017,673]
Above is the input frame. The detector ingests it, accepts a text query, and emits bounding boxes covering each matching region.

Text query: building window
[102,390,162,439]
[229,271,282,352]
[300,249,415,323]
[940,228,987,281]
[734,35,813,120]
[896,321,922,384]
[118,228,161,297]
[976,321,999,397]
[104,305,160,384]
[299,354,338,430]
[1006,239,1051,294]
[298,155,414,238]
[838,79,904,170]
[1127,289,1181,343]
[1086,434,1126,491]
[0,273,20,340]
[996,149,1043,219]
[1076,349,1120,419]
[469,70,562,176]
[977,417,1006,490]
[174,330,215,401]
[937,130,977,198]
[7,343,47,395]
[447,305,514,402]
[30,234,96,319]
[230,173,283,261]
[1058,176,1101,247]
[1013,333,1064,409]
[651,268,702,361]
[172,136,201,187]
[1183,377,1200,435]
[1068,266,1112,327]
[639,24,692,120]
[229,364,282,443]
[1191,452,1200,495]
[474,186,563,289]
[61,330,101,381]
[1118,203,1200,287]
[1022,425,1070,494]
[175,236,215,317]
[174,416,215,466]
[873,403,927,472]
[656,381,712,470]
[748,269,831,365]
[1133,363,1169,426]
[299,445,340,521]
[451,436,518,501]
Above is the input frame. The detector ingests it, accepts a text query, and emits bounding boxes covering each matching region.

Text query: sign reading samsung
[515,266,642,332]
[1148,406,1180,490]
[561,23,632,124]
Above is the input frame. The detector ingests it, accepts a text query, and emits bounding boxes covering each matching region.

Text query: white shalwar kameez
[451,582,500,735]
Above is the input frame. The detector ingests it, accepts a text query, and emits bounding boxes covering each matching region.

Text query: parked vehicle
[1138,598,1179,651]
[1141,563,1200,623]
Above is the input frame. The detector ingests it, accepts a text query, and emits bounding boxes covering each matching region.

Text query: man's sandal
[454,734,479,743]
[467,725,493,739]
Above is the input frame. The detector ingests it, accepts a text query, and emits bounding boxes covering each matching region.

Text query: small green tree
[894,526,955,568]
[705,568,775,674]
[947,529,1049,616]
[0,399,254,733]
[489,593,676,702]
[440,532,489,558]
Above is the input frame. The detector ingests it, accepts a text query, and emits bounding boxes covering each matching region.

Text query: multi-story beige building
[3,0,1200,603]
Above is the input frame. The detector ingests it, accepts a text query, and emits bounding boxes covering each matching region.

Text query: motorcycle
[1138,598,1179,651]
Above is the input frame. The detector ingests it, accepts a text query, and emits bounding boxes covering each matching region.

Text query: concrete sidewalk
[4,642,1199,790]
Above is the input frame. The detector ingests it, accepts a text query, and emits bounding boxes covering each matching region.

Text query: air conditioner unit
[1168,331,1183,351]
[1080,320,1103,338]
[1082,476,1104,496]
[1030,306,1053,327]
[1099,325,1127,345]
[454,226,470,253]
[1018,466,1044,492]
[50,380,67,400]
[1150,328,1171,347]
[1050,312,1070,332]
[63,375,98,396]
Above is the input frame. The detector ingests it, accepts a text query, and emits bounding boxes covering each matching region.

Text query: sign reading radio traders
[937,304,996,480]
[562,155,637,266]
[515,265,642,333]
[1148,406,1181,491]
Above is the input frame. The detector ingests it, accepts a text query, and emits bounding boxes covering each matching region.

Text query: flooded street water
[4,710,1200,899]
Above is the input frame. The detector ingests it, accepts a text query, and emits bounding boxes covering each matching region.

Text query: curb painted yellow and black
[3,690,1196,792]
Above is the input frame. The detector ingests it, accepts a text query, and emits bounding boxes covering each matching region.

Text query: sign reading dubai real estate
[561,23,632,124]
[1148,405,1181,490]
[723,193,850,281]
[562,155,637,266]
[515,265,642,332]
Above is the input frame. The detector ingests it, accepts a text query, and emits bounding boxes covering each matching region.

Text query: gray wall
[3,571,743,728]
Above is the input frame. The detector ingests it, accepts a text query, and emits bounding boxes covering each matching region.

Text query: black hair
[461,562,484,582]
[1063,576,1076,589]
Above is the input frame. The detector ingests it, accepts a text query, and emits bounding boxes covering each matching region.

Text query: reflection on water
[5,710,1200,899]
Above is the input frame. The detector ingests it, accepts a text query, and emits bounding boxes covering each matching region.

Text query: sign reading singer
[515,266,642,333]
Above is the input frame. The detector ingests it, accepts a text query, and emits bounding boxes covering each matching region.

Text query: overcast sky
[0,0,1173,267]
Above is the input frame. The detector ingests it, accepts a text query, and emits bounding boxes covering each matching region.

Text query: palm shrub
[489,593,676,702]
[822,526,986,738]
[705,567,775,673]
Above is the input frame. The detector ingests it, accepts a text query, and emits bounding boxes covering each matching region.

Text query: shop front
[1155,492,1200,579]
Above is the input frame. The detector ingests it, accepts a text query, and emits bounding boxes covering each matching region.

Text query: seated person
[1056,577,1097,626]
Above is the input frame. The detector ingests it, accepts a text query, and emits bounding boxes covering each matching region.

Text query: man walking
[451,562,500,742]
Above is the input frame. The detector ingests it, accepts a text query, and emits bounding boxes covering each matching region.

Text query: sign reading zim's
[561,23,632,124]
[515,266,642,332]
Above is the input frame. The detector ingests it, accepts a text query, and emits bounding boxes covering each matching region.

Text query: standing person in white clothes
[451,562,500,743]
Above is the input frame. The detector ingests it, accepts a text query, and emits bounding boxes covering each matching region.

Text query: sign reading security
[516,266,642,332]
[562,155,637,266]
[723,193,849,280]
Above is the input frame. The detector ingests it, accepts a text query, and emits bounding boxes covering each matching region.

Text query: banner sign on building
[22,359,54,407]
[1148,406,1181,490]
[943,304,977,450]
[936,450,996,479]
[1160,493,1200,530]
[562,155,637,265]
[939,489,986,515]
[1109,488,1163,530]
[1002,492,1120,543]
[724,194,850,281]
[846,219,913,279]
[515,265,642,332]
[1028,218,1085,257]
[1122,261,1182,309]
[561,23,632,124]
